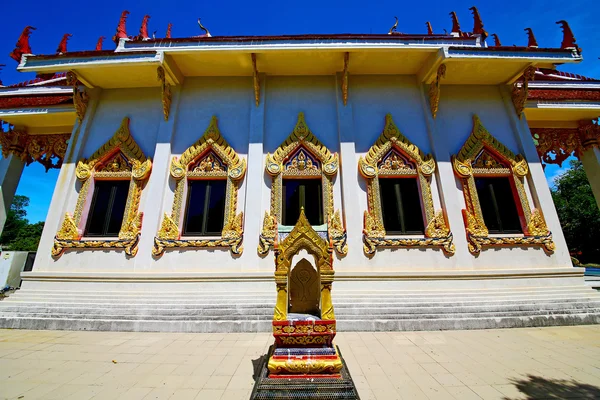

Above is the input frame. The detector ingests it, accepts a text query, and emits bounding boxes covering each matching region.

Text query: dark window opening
[475,177,522,234]
[379,178,424,234]
[282,179,323,226]
[85,180,130,237]
[183,180,226,236]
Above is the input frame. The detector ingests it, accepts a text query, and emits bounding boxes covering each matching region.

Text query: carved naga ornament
[259,112,346,256]
[66,71,89,123]
[556,20,580,52]
[153,116,246,257]
[511,66,535,118]
[157,66,171,121]
[452,115,554,255]
[531,120,600,166]
[112,10,130,45]
[469,6,487,40]
[428,64,446,119]
[56,33,72,54]
[53,117,152,258]
[10,26,36,63]
[359,114,454,256]
[0,125,70,171]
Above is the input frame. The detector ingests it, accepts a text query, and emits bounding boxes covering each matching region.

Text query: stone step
[1,312,599,332]
[2,300,600,316]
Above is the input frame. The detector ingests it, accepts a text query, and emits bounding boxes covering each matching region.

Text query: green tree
[0,195,44,252]
[551,160,600,264]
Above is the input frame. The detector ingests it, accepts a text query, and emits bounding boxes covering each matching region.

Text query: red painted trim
[272,320,335,326]
[269,374,342,379]
[0,95,72,109]
[528,89,600,101]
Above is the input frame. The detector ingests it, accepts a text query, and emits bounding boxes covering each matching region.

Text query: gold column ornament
[0,126,70,171]
[511,66,536,118]
[157,66,172,121]
[259,112,346,256]
[342,52,349,106]
[153,116,246,256]
[428,64,446,119]
[359,114,454,255]
[452,114,554,254]
[252,53,260,107]
[66,71,89,123]
[52,117,152,258]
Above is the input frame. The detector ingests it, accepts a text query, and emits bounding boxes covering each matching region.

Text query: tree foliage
[551,160,600,264]
[0,195,44,252]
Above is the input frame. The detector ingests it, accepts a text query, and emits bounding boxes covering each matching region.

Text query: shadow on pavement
[507,374,600,399]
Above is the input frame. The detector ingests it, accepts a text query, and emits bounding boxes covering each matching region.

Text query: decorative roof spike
[9,26,36,63]
[426,21,433,35]
[491,33,502,47]
[469,6,488,40]
[166,23,172,38]
[138,15,151,40]
[388,16,399,35]
[56,33,72,54]
[556,20,578,50]
[524,28,538,48]
[95,36,105,51]
[112,10,130,45]
[449,11,461,34]
[197,18,212,37]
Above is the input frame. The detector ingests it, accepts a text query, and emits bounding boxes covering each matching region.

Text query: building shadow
[251,346,271,382]
[506,374,600,399]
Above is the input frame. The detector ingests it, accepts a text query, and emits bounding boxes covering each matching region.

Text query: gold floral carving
[273,209,335,322]
[157,66,172,122]
[268,352,343,374]
[251,53,260,107]
[0,127,70,171]
[359,114,454,256]
[342,52,349,106]
[52,117,152,258]
[328,210,348,255]
[153,116,246,257]
[428,64,446,119]
[511,66,536,119]
[66,71,89,123]
[531,121,600,167]
[453,115,554,255]
[259,112,344,256]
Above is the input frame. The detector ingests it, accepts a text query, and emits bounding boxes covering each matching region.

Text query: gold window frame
[258,112,347,256]
[153,116,246,257]
[52,117,152,258]
[452,115,555,254]
[359,114,454,256]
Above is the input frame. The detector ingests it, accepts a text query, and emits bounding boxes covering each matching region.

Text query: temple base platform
[251,345,360,400]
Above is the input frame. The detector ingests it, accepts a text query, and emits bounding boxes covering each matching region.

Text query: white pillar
[334,73,362,263]
[418,85,473,267]
[240,73,267,270]
[134,86,182,271]
[0,155,25,235]
[500,87,572,267]
[31,89,101,272]
[580,146,600,210]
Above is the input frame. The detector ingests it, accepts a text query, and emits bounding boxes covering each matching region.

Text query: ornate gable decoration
[359,114,454,256]
[153,116,246,256]
[259,112,347,257]
[53,117,152,258]
[452,115,554,254]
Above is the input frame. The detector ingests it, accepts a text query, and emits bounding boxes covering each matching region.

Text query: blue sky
[1,0,598,222]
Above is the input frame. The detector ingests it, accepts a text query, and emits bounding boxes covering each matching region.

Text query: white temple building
[0,9,599,332]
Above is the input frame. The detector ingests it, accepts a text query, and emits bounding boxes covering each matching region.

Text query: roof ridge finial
[56,33,72,55]
[449,11,461,34]
[137,15,151,40]
[491,33,502,47]
[556,20,579,51]
[166,23,172,39]
[426,21,433,35]
[388,16,399,35]
[524,27,538,48]
[112,10,130,46]
[469,6,488,41]
[198,18,212,37]
[9,26,36,63]
[95,36,105,51]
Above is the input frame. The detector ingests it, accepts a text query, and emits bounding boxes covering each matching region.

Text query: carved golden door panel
[288,258,320,317]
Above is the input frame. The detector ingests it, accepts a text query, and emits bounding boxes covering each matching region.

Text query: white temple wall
[31,76,572,277]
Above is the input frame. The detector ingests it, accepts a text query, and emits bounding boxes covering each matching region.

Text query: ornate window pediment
[53,117,152,258]
[359,114,454,256]
[153,116,246,256]
[452,115,555,254]
[258,112,347,256]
